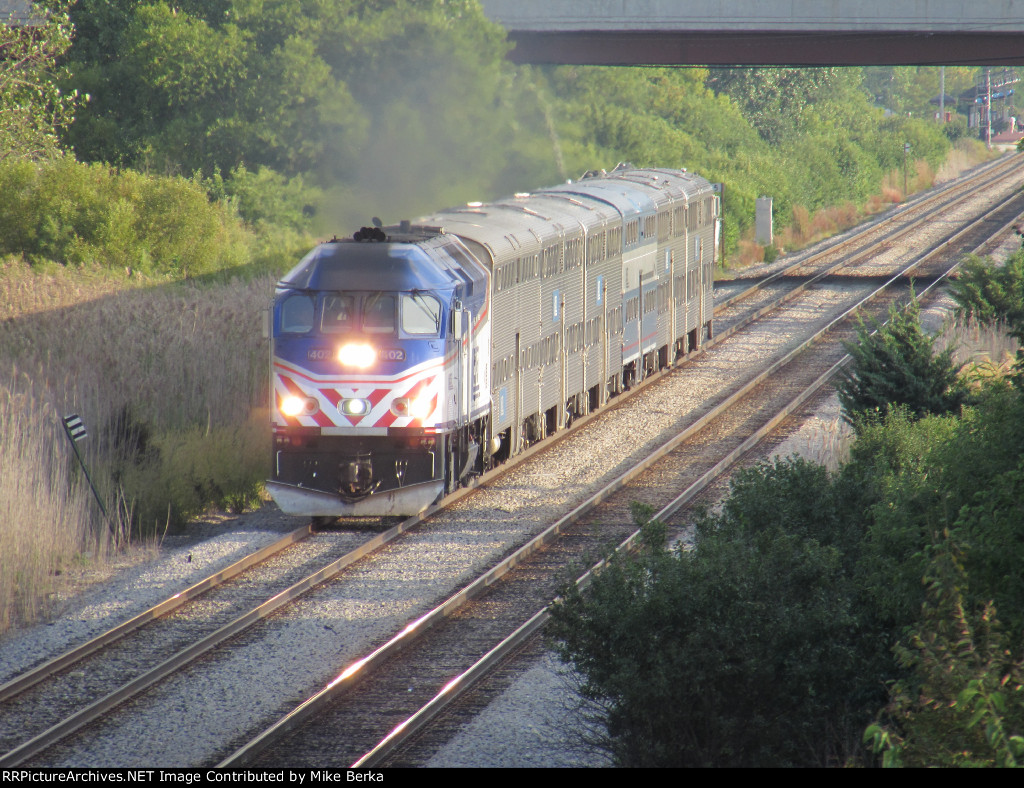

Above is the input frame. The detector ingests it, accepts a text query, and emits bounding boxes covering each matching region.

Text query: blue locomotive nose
[267,230,489,518]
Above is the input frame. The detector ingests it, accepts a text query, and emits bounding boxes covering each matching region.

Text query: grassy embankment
[0,261,274,631]
[731,139,999,268]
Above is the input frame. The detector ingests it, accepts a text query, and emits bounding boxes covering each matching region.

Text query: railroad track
[217,160,1024,767]
[5,154,1021,768]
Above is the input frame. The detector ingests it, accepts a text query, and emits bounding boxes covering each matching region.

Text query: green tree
[65,1,367,178]
[706,67,844,146]
[846,379,1024,632]
[951,248,1024,384]
[549,459,883,767]
[837,296,967,425]
[0,0,78,160]
[862,66,976,120]
[867,540,1024,768]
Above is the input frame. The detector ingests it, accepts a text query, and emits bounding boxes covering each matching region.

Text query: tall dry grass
[943,315,1021,377]
[0,258,276,631]
[0,370,109,631]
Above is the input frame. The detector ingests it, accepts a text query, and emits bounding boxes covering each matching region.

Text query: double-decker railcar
[266,165,720,517]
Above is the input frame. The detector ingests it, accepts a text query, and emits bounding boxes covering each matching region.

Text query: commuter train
[266,164,721,517]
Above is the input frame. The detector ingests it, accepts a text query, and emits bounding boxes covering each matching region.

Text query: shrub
[550,459,883,767]
[867,541,1024,768]
[837,296,967,426]
[943,115,968,143]
[120,410,269,530]
[0,157,252,276]
[205,165,320,233]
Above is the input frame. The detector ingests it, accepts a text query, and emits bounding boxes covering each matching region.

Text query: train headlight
[281,395,319,417]
[390,396,431,420]
[340,398,370,417]
[337,343,375,368]
[409,395,433,421]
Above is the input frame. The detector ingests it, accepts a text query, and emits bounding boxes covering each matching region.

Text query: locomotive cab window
[363,293,396,334]
[281,294,314,334]
[321,294,355,333]
[401,292,442,336]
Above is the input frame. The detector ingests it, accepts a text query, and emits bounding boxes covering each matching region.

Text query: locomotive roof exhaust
[353,225,387,242]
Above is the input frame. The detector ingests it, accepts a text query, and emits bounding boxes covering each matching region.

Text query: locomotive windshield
[362,293,396,334]
[402,291,442,335]
[279,290,442,337]
[281,294,314,333]
[321,294,355,332]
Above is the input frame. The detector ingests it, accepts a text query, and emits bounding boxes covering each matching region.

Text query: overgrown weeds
[0,370,126,631]
[0,261,276,632]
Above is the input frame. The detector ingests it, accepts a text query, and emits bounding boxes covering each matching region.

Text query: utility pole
[987,68,993,150]
[939,66,945,121]
[903,142,910,198]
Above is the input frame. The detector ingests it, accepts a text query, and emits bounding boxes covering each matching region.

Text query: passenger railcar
[266,165,721,517]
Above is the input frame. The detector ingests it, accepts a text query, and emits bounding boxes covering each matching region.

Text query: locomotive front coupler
[338,452,379,501]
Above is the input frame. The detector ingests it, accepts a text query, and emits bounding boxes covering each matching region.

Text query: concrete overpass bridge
[479,1,1024,66]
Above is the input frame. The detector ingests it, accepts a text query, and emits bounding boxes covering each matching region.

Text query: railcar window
[321,294,355,333]
[608,227,622,254]
[363,293,396,334]
[401,293,441,335]
[281,294,314,333]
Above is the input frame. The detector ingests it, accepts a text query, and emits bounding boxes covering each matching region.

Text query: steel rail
[715,153,1023,312]
[0,524,313,705]
[711,161,1024,348]
[350,179,1024,769]
[0,518,434,766]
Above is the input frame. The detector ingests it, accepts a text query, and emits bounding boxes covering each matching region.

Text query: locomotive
[266,165,721,517]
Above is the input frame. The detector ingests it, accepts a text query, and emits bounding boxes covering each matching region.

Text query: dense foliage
[550,257,1024,767]
[862,66,979,122]
[61,0,554,228]
[0,1,79,161]
[868,543,1024,767]
[0,156,251,275]
[952,249,1024,347]
[46,1,968,262]
[836,296,967,425]
[550,469,882,767]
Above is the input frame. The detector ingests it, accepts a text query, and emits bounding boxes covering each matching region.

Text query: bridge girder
[503,31,1024,67]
